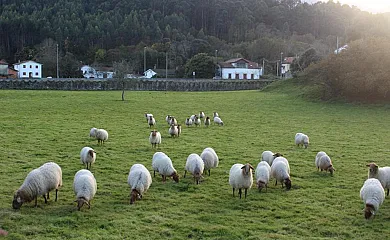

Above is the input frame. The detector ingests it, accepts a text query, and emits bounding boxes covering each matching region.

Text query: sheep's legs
[153,171,155,177]
[34,197,38,207]
[86,163,89,170]
[55,189,58,201]
[184,170,187,178]
[387,188,389,196]
[47,192,50,200]
[208,169,211,176]
[238,189,242,199]
[275,180,278,186]
[244,188,248,199]
[232,188,235,197]
[43,194,47,204]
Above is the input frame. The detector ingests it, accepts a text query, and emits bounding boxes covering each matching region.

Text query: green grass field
[1,88,390,239]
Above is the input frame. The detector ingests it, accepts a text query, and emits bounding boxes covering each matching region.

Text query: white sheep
[13,162,62,209]
[73,169,97,210]
[149,130,161,148]
[255,161,271,192]
[213,116,224,126]
[360,178,385,219]
[194,116,201,127]
[190,114,197,121]
[148,116,156,128]
[200,147,219,176]
[315,151,335,175]
[169,124,179,137]
[199,111,205,119]
[204,116,211,127]
[96,129,108,145]
[367,162,390,196]
[165,115,173,125]
[184,153,205,184]
[213,112,219,118]
[169,117,177,126]
[261,151,283,166]
[152,152,179,183]
[295,133,309,148]
[80,147,96,170]
[185,118,193,127]
[127,163,152,204]
[271,157,291,190]
[145,113,153,123]
[229,163,254,199]
[89,127,98,138]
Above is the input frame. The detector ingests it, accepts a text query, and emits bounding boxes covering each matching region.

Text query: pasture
[0,89,390,239]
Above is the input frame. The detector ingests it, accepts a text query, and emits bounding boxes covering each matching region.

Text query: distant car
[47,76,52,78]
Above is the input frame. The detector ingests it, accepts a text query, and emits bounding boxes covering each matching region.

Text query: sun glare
[334,0,390,13]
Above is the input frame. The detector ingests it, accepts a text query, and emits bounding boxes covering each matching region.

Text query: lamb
[13,162,62,209]
[127,163,152,204]
[271,157,291,190]
[149,130,161,148]
[200,147,219,176]
[185,118,193,127]
[194,116,201,127]
[360,178,385,219]
[295,133,309,148]
[204,116,211,127]
[214,116,224,126]
[169,124,179,137]
[148,116,156,128]
[315,151,335,175]
[89,127,98,138]
[80,147,96,170]
[229,163,254,199]
[152,152,179,183]
[73,169,97,210]
[145,113,153,123]
[184,153,205,184]
[261,151,283,166]
[199,111,205,120]
[96,128,108,145]
[366,162,390,196]
[255,161,271,192]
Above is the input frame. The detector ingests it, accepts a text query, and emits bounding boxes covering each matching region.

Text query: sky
[303,0,390,13]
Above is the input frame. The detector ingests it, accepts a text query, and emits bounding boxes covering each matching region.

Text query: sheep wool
[73,169,97,210]
[200,147,219,176]
[204,117,211,127]
[80,146,96,170]
[127,164,152,204]
[315,151,335,175]
[271,157,291,190]
[96,129,108,145]
[152,152,179,182]
[261,151,283,166]
[367,162,390,196]
[89,127,98,138]
[184,153,205,184]
[214,117,224,126]
[148,116,156,128]
[295,133,309,148]
[169,124,179,137]
[185,118,193,127]
[145,113,153,123]
[13,162,62,209]
[229,163,254,199]
[360,178,385,219]
[255,161,271,192]
[149,130,161,148]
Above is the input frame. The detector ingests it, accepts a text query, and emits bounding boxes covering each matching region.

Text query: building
[13,60,42,78]
[218,58,262,80]
[0,60,18,79]
[143,69,157,79]
[81,65,114,79]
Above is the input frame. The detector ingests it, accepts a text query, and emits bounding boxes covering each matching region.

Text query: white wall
[221,68,262,80]
[14,61,42,78]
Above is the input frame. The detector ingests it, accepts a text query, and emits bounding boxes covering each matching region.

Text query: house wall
[14,61,42,78]
[221,68,262,80]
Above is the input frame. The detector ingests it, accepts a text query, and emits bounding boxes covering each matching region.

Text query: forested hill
[1,0,389,77]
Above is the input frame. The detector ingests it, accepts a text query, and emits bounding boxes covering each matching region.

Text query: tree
[113,60,137,101]
[184,53,215,78]
[291,48,321,74]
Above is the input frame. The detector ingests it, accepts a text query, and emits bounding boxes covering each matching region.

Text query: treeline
[0,0,389,77]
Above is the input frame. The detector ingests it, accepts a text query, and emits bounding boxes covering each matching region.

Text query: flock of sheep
[11,112,390,220]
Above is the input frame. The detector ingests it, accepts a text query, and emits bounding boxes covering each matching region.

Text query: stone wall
[0,78,275,91]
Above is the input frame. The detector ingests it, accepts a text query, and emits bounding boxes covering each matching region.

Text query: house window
[35,72,38,76]
[228,73,232,79]
[251,74,254,79]
[30,65,32,68]
[36,66,38,69]
[243,74,247,80]
[23,72,26,76]
[235,73,239,79]
[23,65,26,68]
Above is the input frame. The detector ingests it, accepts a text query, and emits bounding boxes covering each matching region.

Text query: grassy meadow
[1,88,390,239]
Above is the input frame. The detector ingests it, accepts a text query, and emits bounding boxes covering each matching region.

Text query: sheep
[366,162,390,196]
[200,147,219,176]
[229,163,254,199]
[13,162,62,209]
[169,124,179,137]
[96,129,108,145]
[89,127,98,138]
[148,116,156,128]
[73,169,97,210]
[199,111,205,120]
[255,161,271,192]
[177,125,182,137]
[261,151,283,166]
[315,151,335,175]
[127,164,152,204]
[271,157,291,190]
[80,147,96,170]
[185,118,193,127]
[194,116,201,127]
[190,114,197,121]
[214,116,224,126]
[213,112,219,118]
[168,117,177,126]
[204,116,211,127]
[295,133,309,148]
[165,115,173,125]
[152,152,179,183]
[184,153,205,184]
[145,113,153,123]
[149,130,161,148]
[360,178,385,219]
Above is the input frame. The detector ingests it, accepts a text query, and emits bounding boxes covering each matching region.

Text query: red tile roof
[219,58,260,69]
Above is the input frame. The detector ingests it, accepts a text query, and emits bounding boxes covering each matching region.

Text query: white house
[81,65,114,79]
[13,60,42,78]
[218,58,262,80]
[144,69,157,79]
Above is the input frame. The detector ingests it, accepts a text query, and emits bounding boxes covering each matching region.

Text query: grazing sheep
[13,162,62,209]
[152,152,179,183]
[204,117,211,127]
[145,113,153,123]
[190,114,197,121]
[96,129,108,145]
[127,164,152,204]
[295,133,309,148]
[165,115,173,125]
[255,161,271,192]
[229,163,254,199]
[199,111,205,120]
[185,118,193,127]
[213,112,219,118]
[80,147,96,170]
[261,151,283,166]
[149,130,161,148]
[315,151,335,175]
[177,125,182,137]
[89,127,98,138]
[184,153,204,184]
[169,124,179,137]
[200,147,219,176]
[213,117,224,126]
[73,169,97,210]
[367,162,390,196]
[169,117,178,126]
[360,178,385,219]
[148,116,156,128]
[194,116,201,127]
[271,157,291,190]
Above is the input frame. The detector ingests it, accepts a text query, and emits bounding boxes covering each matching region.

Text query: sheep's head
[12,191,25,209]
[303,138,309,148]
[366,163,379,176]
[130,189,140,204]
[171,172,180,183]
[241,163,254,176]
[364,204,375,219]
[88,149,95,158]
[257,180,266,192]
[75,197,90,211]
[273,153,283,158]
[327,165,336,175]
[284,178,292,190]
[149,116,153,120]
[151,130,157,137]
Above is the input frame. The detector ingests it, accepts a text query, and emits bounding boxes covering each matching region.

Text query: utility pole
[143,46,146,74]
[56,44,59,79]
[336,36,339,54]
[276,61,279,77]
[262,58,265,76]
[280,52,283,79]
[165,51,168,79]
